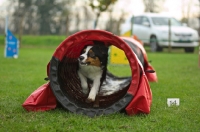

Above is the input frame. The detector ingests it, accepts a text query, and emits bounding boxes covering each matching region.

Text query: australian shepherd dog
[77,41,108,103]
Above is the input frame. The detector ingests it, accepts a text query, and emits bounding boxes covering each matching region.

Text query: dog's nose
[79,56,84,61]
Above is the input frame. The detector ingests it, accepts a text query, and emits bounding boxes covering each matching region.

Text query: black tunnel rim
[48,30,141,117]
[49,56,133,117]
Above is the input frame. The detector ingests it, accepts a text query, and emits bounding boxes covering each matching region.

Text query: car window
[141,17,150,26]
[151,17,182,26]
[132,16,142,25]
[170,18,182,26]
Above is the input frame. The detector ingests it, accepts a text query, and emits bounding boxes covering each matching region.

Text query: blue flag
[5,29,19,58]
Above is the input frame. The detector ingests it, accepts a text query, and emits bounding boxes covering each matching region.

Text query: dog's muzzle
[79,56,84,61]
[79,56,90,66]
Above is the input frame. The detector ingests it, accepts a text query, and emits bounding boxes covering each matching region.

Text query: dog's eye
[81,49,86,54]
[88,51,95,58]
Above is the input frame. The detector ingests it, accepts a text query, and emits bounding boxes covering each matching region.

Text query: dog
[77,41,108,103]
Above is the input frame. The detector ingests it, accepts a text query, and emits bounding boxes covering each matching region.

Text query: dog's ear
[93,41,109,55]
[92,41,108,68]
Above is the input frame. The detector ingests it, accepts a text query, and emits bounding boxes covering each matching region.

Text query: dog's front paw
[82,88,89,94]
[85,98,93,103]
[86,94,95,103]
[81,82,88,94]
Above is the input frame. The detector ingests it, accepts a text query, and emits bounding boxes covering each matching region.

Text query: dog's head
[78,41,108,68]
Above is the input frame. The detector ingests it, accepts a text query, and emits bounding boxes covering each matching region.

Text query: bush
[0,35,67,47]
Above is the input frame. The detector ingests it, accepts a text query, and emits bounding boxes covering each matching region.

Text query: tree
[11,0,76,35]
[83,5,91,29]
[53,0,75,36]
[143,0,165,13]
[89,0,117,28]
[181,0,199,25]
[35,0,63,35]
[12,0,34,44]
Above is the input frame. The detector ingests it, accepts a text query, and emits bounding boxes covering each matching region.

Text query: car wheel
[150,36,162,52]
[184,47,195,53]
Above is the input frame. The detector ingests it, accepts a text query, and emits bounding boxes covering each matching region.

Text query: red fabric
[52,30,141,97]
[22,30,156,115]
[22,83,57,111]
[145,64,158,82]
[121,36,154,115]
[53,30,114,60]
[120,37,157,82]
[126,73,152,115]
[133,35,143,45]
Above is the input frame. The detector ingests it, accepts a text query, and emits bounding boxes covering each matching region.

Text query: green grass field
[0,35,200,131]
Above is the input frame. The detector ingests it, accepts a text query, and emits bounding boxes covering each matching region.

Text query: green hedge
[0,35,67,46]
[0,35,4,45]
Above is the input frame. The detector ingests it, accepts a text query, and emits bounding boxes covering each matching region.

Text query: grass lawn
[0,43,200,132]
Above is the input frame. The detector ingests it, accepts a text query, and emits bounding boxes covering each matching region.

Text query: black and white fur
[78,41,108,103]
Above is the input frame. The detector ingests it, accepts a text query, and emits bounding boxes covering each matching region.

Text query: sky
[0,0,199,20]
[0,0,199,32]
[113,0,199,20]
[0,0,5,7]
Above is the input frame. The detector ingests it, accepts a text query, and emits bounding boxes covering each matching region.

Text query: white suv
[120,13,199,52]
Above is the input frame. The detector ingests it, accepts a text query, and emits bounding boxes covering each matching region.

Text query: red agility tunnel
[22,30,157,117]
